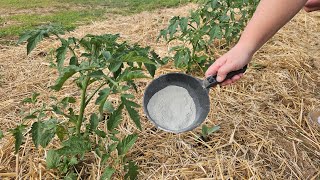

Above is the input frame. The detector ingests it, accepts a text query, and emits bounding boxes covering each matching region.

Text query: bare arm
[205,0,308,84]
[238,0,308,54]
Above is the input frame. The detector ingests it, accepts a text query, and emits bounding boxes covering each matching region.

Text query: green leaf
[50,65,79,91]
[58,136,91,156]
[202,125,220,137]
[103,101,115,113]
[23,92,40,104]
[56,125,67,141]
[40,119,57,147]
[108,143,117,152]
[88,70,105,79]
[211,0,218,8]
[117,134,138,155]
[101,153,110,164]
[207,125,220,135]
[17,30,33,44]
[102,51,112,61]
[144,64,156,77]
[0,130,4,140]
[179,17,188,32]
[107,104,123,131]
[46,149,60,169]
[121,94,135,99]
[31,122,44,148]
[125,106,141,130]
[95,88,110,105]
[56,40,68,70]
[27,30,44,55]
[24,114,37,120]
[94,130,107,138]
[109,61,123,73]
[122,52,156,65]
[201,125,208,137]
[11,125,27,154]
[125,161,139,180]
[100,167,115,180]
[61,97,76,108]
[119,69,148,82]
[90,113,99,131]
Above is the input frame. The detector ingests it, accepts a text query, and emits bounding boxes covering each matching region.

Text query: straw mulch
[1,3,320,179]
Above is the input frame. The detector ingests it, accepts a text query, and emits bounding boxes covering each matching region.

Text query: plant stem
[76,76,90,135]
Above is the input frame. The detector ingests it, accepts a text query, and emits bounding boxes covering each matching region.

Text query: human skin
[205,0,310,86]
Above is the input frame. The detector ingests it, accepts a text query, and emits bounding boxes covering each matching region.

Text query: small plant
[158,0,259,73]
[200,124,220,142]
[12,24,163,179]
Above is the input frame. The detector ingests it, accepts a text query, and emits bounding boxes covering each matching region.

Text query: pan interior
[143,73,210,132]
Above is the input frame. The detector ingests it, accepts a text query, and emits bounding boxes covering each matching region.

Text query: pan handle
[203,65,248,89]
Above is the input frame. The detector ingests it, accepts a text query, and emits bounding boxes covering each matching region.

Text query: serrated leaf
[90,113,99,131]
[109,61,122,73]
[56,40,68,70]
[94,130,107,138]
[95,88,110,105]
[107,104,123,131]
[179,17,188,32]
[125,105,141,130]
[121,94,134,99]
[122,52,156,65]
[56,125,67,141]
[119,69,148,82]
[31,122,44,148]
[100,167,115,180]
[88,70,105,78]
[27,30,44,55]
[46,149,60,169]
[50,65,79,91]
[11,125,27,154]
[125,161,139,180]
[144,63,156,77]
[40,119,57,147]
[117,134,138,155]
[17,30,33,44]
[58,136,91,156]
[103,101,114,113]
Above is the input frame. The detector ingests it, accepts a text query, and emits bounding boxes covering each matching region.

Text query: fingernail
[216,76,223,82]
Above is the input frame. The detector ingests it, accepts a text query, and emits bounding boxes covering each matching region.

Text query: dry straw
[0,3,320,179]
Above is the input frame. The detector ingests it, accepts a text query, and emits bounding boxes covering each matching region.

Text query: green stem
[85,82,107,106]
[76,76,90,135]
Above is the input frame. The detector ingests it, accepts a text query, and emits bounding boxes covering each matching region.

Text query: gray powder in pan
[147,85,196,131]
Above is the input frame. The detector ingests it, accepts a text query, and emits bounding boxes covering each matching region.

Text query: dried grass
[0,3,320,179]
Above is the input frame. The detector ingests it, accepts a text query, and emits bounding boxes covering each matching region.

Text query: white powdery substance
[147,85,196,131]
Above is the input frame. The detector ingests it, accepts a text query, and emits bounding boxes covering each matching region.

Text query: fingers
[220,74,243,86]
[205,56,227,77]
[216,60,237,82]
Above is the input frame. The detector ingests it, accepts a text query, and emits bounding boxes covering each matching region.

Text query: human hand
[205,43,253,86]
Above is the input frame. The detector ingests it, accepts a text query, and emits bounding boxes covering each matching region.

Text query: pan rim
[142,72,210,133]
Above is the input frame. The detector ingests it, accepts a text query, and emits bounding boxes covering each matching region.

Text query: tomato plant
[11,24,163,179]
[158,0,259,73]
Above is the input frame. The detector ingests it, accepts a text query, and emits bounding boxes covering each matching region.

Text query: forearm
[238,0,307,54]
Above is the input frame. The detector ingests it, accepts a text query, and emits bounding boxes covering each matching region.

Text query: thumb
[216,62,235,82]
